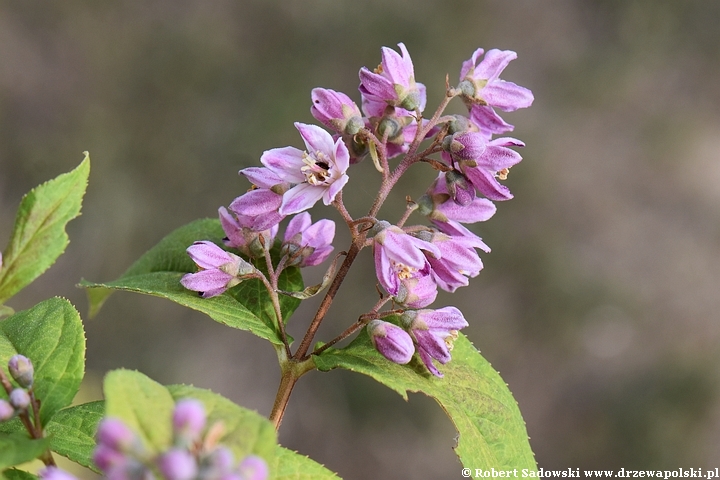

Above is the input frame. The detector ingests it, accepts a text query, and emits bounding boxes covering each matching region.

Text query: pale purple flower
[227,189,285,233]
[180,241,254,298]
[459,48,534,136]
[402,307,469,377]
[172,399,206,444]
[420,230,487,292]
[8,354,34,388]
[311,88,364,135]
[460,48,534,112]
[359,43,426,112]
[219,206,278,257]
[261,123,350,215]
[39,467,79,480]
[458,137,524,201]
[282,212,335,267]
[372,223,441,304]
[238,455,270,480]
[393,263,438,308]
[367,320,415,364]
[92,444,127,471]
[420,172,497,223]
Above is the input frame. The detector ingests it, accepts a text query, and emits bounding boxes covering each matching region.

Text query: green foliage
[0,155,90,305]
[0,434,51,470]
[1,469,38,480]
[81,218,303,345]
[313,332,537,470]
[0,298,85,426]
[45,401,104,471]
[270,447,341,480]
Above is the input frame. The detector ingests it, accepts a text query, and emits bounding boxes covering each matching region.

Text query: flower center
[301,151,331,186]
[393,262,417,280]
[497,167,510,180]
[445,330,460,351]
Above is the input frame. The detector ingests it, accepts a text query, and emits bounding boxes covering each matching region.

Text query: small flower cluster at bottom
[40,399,268,480]
[367,307,468,377]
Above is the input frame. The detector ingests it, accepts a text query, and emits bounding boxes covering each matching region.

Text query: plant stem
[269,355,315,431]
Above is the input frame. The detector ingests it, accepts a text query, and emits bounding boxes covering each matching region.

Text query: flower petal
[279,183,325,215]
[261,146,306,184]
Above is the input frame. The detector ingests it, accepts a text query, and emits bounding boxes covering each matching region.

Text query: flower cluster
[0,354,35,422]
[368,307,469,377]
[40,399,268,480]
[181,43,532,377]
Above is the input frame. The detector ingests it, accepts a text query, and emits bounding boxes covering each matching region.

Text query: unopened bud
[238,455,270,480]
[8,354,34,388]
[172,399,206,444]
[96,418,137,452]
[157,448,198,480]
[445,170,475,206]
[367,320,415,365]
[9,388,30,410]
[447,115,471,135]
[0,399,14,421]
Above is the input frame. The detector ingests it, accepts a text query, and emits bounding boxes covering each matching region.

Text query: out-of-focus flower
[0,399,14,421]
[172,398,206,446]
[360,43,426,112]
[39,467,79,480]
[367,320,415,364]
[180,241,255,298]
[402,307,468,377]
[157,448,198,480]
[261,123,350,215]
[282,212,335,267]
[238,455,270,480]
[311,88,364,135]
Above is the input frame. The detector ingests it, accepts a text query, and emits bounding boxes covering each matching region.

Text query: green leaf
[81,218,305,345]
[103,369,175,453]
[83,272,283,345]
[0,154,90,304]
[270,446,340,480]
[1,469,38,480]
[0,298,85,425]
[45,401,104,472]
[0,433,51,469]
[167,384,276,460]
[313,332,537,470]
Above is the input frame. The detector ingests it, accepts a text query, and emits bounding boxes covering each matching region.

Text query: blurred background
[2,0,720,477]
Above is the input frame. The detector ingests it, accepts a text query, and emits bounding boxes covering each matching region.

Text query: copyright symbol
[462,469,471,477]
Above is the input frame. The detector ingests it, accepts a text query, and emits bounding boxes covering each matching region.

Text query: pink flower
[419,172,497,223]
[180,241,254,298]
[311,88,364,135]
[261,123,350,215]
[458,137,524,201]
[401,307,468,377]
[282,212,335,267]
[359,43,426,113]
[459,48,534,137]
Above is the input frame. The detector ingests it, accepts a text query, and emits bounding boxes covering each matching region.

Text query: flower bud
[447,115,471,135]
[444,169,475,206]
[8,354,34,388]
[96,417,137,452]
[39,467,79,480]
[9,388,30,410]
[367,320,415,365]
[401,307,468,377]
[92,444,127,471]
[0,399,14,421]
[157,449,198,480]
[238,455,270,480]
[172,399,206,445]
